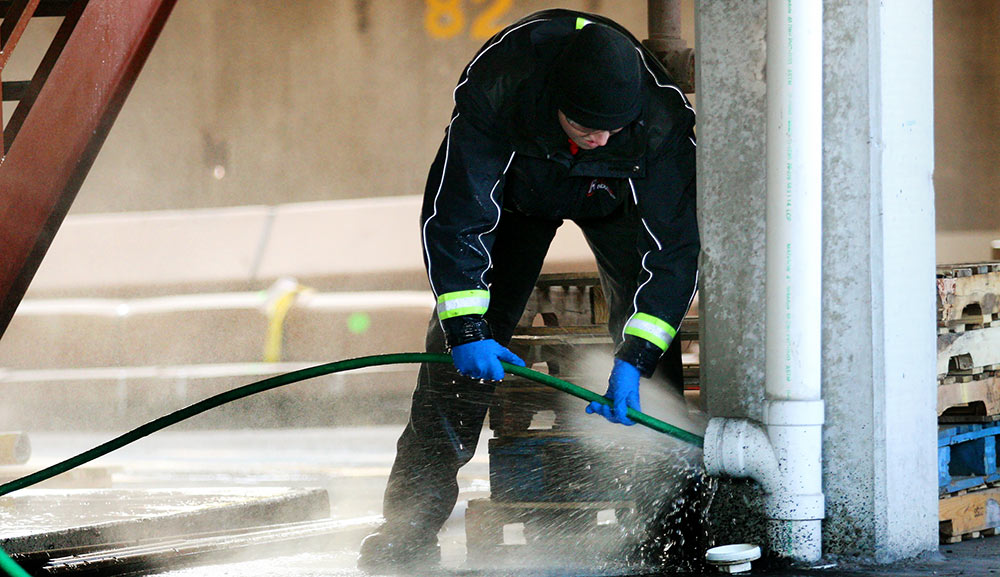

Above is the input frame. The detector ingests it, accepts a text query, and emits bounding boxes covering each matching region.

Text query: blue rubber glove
[586,358,641,425]
[451,339,526,382]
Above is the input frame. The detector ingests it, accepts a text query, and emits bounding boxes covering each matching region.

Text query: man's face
[557,110,623,150]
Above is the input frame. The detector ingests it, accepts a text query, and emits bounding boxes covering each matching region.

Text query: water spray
[0,352,704,573]
[0,352,701,498]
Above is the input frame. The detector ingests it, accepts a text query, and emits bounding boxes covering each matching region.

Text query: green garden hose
[0,547,30,577]
[0,352,703,574]
[0,352,702,497]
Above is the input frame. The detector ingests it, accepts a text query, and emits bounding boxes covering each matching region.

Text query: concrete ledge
[28,197,596,296]
[32,206,274,293]
[0,487,330,555]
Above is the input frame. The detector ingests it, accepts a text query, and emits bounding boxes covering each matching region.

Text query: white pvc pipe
[703,0,826,566]
[763,0,825,563]
[765,0,823,402]
[705,0,825,563]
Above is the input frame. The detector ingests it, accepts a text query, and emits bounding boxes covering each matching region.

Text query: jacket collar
[508,71,647,165]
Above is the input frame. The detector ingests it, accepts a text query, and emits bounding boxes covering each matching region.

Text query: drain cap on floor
[705,543,761,573]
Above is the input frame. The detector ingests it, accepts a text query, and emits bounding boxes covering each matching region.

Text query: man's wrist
[441,315,492,349]
[614,335,664,378]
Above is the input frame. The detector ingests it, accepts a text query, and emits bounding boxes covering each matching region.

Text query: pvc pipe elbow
[704,417,783,495]
[704,414,825,522]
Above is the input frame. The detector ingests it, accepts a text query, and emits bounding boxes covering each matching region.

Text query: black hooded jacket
[421,9,698,377]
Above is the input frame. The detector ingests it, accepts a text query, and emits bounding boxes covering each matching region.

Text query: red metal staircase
[0,0,176,338]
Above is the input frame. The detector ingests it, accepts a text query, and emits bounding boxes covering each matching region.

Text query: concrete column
[861,0,938,561]
[697,0,937,561]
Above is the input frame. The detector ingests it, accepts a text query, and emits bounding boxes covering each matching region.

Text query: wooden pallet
[509,327,615,372]
[513,319,700,342]
[518,273,700,341]
[520,273,609,328]
[464,497,638,565]
[489,377,575,435]
[510,324,700,375]
[941,528,997,544]
[939,424,1000,494]
[940,485,1000,543]
[489,368,701,438]
[939,371,1000,420]
[937,325,1000,377]
[488,434,639,503]
[473,272,703,567]
[938,314,997,334]
[937,263,1000,329]
[939,263,1000,277]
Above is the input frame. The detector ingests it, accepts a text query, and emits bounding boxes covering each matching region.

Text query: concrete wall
[934,0,1000,252]
[29,1,661,214]
[5,1,691,297]
[819,0,880,558]
[4,0,986,264]
[931,0,1000,263]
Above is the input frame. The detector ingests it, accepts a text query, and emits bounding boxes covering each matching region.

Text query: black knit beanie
[551,23,643,130]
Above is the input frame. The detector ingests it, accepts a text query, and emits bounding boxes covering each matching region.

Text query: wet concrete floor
[4,427,999,577]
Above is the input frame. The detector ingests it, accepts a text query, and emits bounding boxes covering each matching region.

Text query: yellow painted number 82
[425,0,511,40]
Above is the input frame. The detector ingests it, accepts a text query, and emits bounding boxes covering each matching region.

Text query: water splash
[631,459,719,573]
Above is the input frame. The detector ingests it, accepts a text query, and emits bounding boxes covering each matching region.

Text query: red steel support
[0,0,41,153]
[0,0,177,338]
[2,0,85,154]
[0,0,41,68]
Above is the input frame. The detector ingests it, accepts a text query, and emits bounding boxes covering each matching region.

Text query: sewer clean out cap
[705,544,761,574]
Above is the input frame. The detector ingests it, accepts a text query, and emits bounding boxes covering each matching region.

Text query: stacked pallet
[464,273,699,567]
[937,263,1000,543]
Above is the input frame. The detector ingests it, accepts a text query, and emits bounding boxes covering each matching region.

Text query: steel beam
[0,0,176,338]
[0,0,41,68]
[0,0,74,18]
[2,0,85,152]
[1,0,42,154]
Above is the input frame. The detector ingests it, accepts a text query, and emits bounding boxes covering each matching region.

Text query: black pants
[381,204,684,537]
